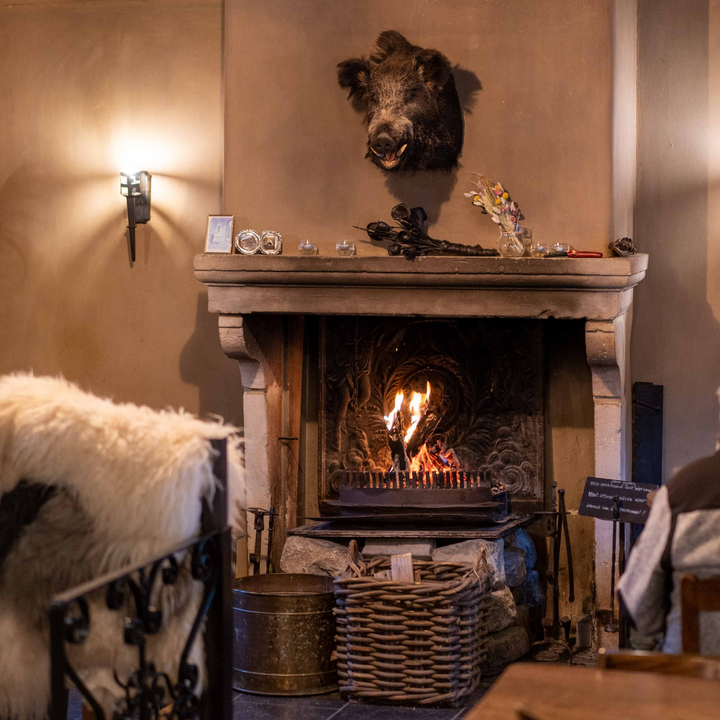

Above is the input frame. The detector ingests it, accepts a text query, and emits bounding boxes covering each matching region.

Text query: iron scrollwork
[50,533,226,720]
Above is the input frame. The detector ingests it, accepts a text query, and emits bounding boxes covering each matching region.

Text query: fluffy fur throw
[0,373,245,719]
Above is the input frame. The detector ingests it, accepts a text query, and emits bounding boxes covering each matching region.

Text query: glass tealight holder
[498,230,525,258]
[336,241,356,257]
[299,241,318,256]
[550,242,572,254]
[521,227,533,251]
[530,241,550,257]
[260,230,282,255]
[235,229,261,255]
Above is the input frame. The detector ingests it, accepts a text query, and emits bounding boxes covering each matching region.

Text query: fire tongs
[531,488,575,663]
[247,506,276,575]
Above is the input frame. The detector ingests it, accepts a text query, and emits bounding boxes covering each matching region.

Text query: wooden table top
[466,663,720,720]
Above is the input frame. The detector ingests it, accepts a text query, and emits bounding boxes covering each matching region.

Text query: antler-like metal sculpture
[356,204,500,261]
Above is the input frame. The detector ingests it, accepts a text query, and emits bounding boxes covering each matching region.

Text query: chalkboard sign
[578,477,657,524]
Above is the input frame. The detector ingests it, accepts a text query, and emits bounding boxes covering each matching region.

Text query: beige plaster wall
[0,0,243,423]
[224,0,615,255]
[633,0,720,477]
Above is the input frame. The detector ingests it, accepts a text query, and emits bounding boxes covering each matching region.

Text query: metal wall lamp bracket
[120,171,151,263]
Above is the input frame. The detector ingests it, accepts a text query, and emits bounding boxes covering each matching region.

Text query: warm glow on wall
[113,131,171,176]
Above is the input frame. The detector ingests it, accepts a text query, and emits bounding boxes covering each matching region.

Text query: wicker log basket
[333,540,493,706]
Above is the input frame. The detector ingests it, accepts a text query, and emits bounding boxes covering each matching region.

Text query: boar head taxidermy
[337,30,463,172]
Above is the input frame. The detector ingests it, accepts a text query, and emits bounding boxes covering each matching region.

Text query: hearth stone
[504,547,528,588]
[362,538,436,559]
[505,528,537,569]
[279,536,349,577]
[486,587,517,634]
[431,538,505,588]
[511,604,531,632]
[484,626,531,669]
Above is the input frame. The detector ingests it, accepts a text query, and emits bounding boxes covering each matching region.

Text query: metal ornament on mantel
[356,203,500,260]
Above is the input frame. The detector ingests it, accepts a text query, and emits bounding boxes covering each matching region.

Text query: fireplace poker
[549,489,575,634]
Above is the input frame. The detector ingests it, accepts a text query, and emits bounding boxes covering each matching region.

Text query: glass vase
[498,230,525,258]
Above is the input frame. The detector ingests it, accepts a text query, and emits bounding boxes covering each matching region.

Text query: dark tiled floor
[233,680,494,720]
[68,683,489,720]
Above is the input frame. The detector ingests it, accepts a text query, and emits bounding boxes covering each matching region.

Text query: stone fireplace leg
[585,313,631,646]
[218,314,283,574]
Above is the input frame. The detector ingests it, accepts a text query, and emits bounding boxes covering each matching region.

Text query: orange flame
[383,391,404,431]
[385,381,461,478]
[404,381,431,443]
[384,383,432,438]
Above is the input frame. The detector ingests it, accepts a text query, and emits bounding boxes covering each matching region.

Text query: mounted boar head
[337,30,463,172]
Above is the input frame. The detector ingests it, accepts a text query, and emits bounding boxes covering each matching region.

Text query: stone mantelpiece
[194,253,648,644]
[194,254,647,320]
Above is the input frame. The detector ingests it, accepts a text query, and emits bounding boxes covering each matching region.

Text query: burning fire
[403,382,431,443]
[384,382,431,441]
[383,391,405,433]
[384,382,460,474]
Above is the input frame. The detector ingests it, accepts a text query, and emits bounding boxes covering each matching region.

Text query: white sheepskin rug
[0,373,245,719]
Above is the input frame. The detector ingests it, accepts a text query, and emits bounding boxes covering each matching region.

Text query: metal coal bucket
[232,574,338,695]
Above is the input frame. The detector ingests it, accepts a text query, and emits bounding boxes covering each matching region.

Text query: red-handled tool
[567,249,603,258]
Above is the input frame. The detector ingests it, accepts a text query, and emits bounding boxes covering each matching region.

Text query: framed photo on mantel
[204,215,235,253]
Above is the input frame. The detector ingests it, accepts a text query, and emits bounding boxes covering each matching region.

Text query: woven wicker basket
[333,541,493,706]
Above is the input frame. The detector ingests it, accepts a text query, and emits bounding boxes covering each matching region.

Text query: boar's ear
[337,58,372,105]
[372,30,415,62]
[416,48,453,89]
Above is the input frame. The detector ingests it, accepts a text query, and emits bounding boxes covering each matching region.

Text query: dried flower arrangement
[464,175,524,232]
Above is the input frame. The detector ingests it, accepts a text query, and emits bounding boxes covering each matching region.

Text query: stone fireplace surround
[194,253,647,643]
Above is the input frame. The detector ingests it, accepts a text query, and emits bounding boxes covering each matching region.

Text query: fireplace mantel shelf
[194,253,647,321]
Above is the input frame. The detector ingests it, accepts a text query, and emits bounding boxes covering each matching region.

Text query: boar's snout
[369,131,409,171]
[371,133,395,155]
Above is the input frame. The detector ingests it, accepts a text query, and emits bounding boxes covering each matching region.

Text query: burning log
[383,381,463,475]
[384,390,410,471]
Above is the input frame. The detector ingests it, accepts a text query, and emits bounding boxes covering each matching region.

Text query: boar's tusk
[370,147,384,157]
[397,144,408,156]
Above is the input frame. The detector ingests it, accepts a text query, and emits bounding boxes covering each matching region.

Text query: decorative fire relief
[318,317,545,514]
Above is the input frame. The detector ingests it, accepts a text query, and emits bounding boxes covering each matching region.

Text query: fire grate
[329,469,509,520]
[340,469,493,490]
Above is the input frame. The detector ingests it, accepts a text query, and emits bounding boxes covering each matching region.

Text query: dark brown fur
[337,31,464,172]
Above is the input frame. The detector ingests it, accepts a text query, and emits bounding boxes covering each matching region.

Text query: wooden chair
[598,648,720,679]
[681,574,720,654]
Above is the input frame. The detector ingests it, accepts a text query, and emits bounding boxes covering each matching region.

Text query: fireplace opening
[316,316,545,521]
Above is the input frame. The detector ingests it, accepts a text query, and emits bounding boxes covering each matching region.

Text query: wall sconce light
[120,171,151,262]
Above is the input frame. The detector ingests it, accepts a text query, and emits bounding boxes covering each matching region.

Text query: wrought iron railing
[49,438,233,720]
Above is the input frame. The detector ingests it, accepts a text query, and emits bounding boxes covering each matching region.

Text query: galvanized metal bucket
[232,574,338,696]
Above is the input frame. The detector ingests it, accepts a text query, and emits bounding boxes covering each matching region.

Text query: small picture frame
[204,215,235,253]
